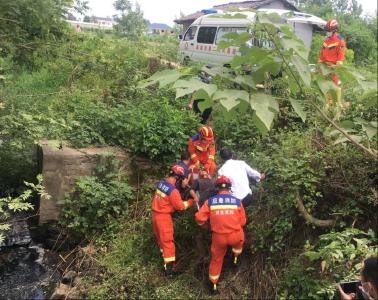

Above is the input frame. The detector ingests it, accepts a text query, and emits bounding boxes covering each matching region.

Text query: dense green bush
[58,167,133,236]
[278,229,377,300]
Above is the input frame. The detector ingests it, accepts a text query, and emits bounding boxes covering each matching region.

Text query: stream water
[0,213,62,300]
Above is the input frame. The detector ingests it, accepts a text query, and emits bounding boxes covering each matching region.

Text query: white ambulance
[178,9,326,65]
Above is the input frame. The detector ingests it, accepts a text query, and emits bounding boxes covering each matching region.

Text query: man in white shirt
[217,148,265,207]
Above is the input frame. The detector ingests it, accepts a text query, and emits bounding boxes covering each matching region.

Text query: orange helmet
[199,126,214,142]
[169,165,185,178]
[215,175,232,189]
[326,19,339,31]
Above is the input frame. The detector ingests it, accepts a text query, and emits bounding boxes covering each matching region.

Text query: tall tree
[83,15,91,22]
[112,0,146,38]
[172,11,185,36]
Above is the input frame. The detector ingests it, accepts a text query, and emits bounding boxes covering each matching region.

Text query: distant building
[95,17,118,26]
[147,23,173,36]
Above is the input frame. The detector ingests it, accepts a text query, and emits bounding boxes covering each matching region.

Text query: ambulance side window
[197,27,217,44]
[184,26,197,41]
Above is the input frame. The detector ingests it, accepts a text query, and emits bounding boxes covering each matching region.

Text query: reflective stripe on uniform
[208,155,214,160]
[184,202,188,209]
[157,190,166,198]
[197,221,205,226]
[328,42,339,48]
[164,256,175,263]
[210,205,238,210]
[191,154,197,159]
[195,145,203,151]
[209,274,220,280]
[232,248,243,254]
[336,61,343,65]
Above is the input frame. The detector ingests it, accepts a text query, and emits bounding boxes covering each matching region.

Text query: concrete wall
[37,140,157,225]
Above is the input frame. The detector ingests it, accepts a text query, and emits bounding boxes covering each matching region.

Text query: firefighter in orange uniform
[152,165,197,278]
[318,19,345,102]
[195,175,246,294]
[188,126,216,182]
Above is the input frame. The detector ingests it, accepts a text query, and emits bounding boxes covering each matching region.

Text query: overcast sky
[79,0,377,26]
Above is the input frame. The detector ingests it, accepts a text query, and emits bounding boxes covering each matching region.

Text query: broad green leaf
[317,78,338,96]
[353,117,368,125]
[173,79,217,99]
[279,24,296,39]
[252,112,269,136]
[217,40,235,51]
[291,55,310,87]
[238,98,250,113]
[138,69,182,89]
[193,89,214,112]
[289,98,306,122]
[230,54,252,69]
[359,89,377,101]
[366,74,376,81]
[221,107,237,122]
[250,94,278,130]
[371,121,377,128]
[249,49,269,68]
[362,124,377,139]
[281,37,307,59]
[365,97,378,109]
[359,89,378,109]
[203,66,232,80]
[286,73,298,94]
[334,135,362,145]
[359,80,377,91]
[232,75,256,90]
[336,120,355,129]
[252,62,281,84]
[213,90,249,111]
[218,32,252,50]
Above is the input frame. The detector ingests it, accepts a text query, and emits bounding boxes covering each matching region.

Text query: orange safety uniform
[152,178,194,264]
[318,33,346,85]
[195,191,246,284]
[188,133,216,180]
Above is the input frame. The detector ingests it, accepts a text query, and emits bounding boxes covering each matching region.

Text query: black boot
[232,254,242,271]
[164,262,183,279]
[207,279,219,295]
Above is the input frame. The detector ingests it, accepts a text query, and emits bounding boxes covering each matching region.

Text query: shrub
[58,170,133,236]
